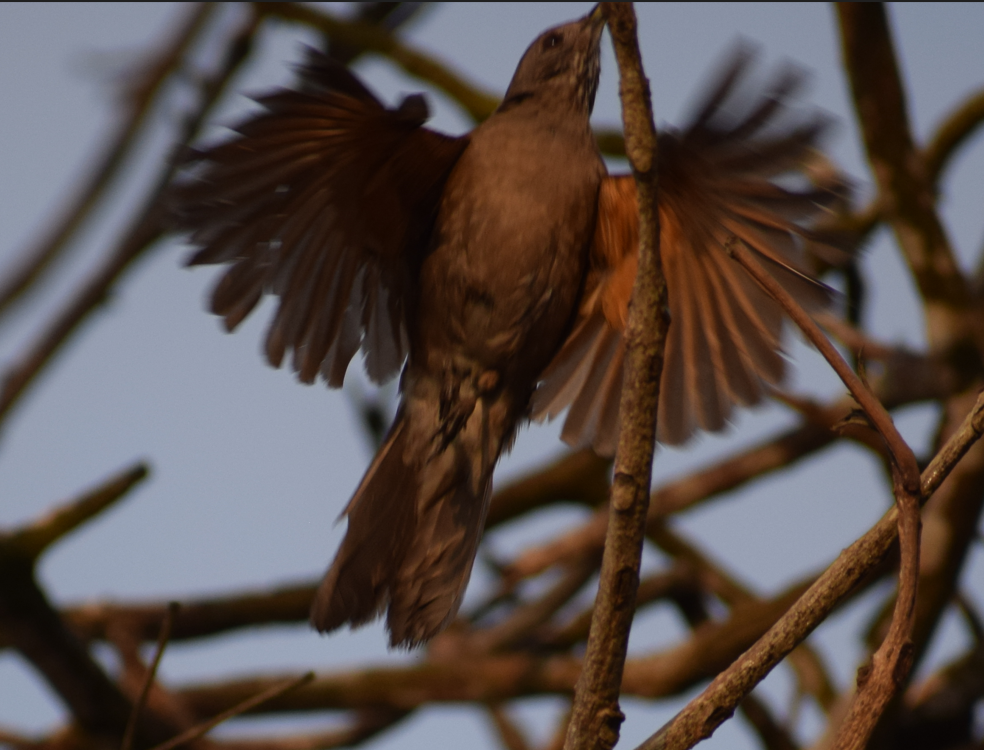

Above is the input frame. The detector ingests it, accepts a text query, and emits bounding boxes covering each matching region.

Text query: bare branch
[148,673,314,750]
[836,3,971,346]
[923,87,984,190]
[0,9,260,430]
[1,463,148,562]
[122,602,180,750]
[565,5,666,749]
[0,5,214,322]
[634,388,984,750]
[487,703,532,750]
[254,2,499,122]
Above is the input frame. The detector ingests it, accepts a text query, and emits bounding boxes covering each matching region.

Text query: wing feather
[171,50,468,388]
[534,47,846,451]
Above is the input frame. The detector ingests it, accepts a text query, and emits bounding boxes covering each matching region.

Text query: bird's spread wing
[533,48,843,452]
[171,50,469,387]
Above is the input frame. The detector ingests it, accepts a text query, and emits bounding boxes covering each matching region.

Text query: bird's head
[501,6,606,116]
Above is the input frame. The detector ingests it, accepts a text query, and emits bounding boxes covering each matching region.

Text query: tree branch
[565,5,667,749]
[0,8,259,430]
[1,463,148,563]
[634,390,984,750]
[0,4,214,322]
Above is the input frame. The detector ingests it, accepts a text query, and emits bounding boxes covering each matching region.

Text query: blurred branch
[487,703,532,750]
[149,673,314,750]
[739,692,799,750]
[470,556,599,653]
[0,4,214,323]
[0,536,175,745]
[254,2,627,156]
[923,87,984,191]
[837,3,971,348]
[0,11,263,745]
[46,394,982,740]
[1,462,148,563]
[0,8,260,430]
[172,575,816,717]
[0,464,173,745]
[543,564,703,649]
[566,5,666,750]
[207,708,410,750]
[0,726,38,750]
[122,602,180,750]
[487,450,611,529]
[65,582,315,644]
[898,641,984,749]
[325,3,430,65]
[254,2,500,122]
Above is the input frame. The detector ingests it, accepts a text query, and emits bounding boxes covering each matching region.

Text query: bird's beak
[587,4,606,31]
[583,4,607,49]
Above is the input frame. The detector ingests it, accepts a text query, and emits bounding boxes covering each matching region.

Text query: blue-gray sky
[1,4,982,748]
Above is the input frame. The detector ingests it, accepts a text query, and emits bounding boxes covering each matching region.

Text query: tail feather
[387,439,491,646]
[310,417,415,632]
[311,390,498,648]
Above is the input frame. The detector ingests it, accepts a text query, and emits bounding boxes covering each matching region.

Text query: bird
[171,8,841,647]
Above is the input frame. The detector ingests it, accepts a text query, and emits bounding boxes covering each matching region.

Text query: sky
[1,3,983,748]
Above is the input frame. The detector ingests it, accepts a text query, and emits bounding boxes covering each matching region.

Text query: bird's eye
[543,33,562,50]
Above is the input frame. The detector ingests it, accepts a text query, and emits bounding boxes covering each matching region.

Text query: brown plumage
[172,12,840,647]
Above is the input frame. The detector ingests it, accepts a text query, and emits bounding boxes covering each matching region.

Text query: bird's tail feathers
[311,385,498,648]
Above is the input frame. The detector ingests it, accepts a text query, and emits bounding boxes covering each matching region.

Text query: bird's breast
[411,120,604,390]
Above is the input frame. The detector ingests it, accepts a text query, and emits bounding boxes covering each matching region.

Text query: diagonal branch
[1,462,148,563]
[727,232,923,750]
[923,87,984,190]
[148,673,314,750]
[836,3,970,346]
[0,4,214,322]
[254,2,500,122]
[634,390,984,750]
[0,9,259,430]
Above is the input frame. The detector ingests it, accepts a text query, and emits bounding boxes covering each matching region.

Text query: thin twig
[0,4,214,322]
[564,5,666,749]
[729,237,924,747]
[0,9,259,430]
[729,228,923,750]
[726,237,920,489]
[122,602,180,750]
[148,673,315,750]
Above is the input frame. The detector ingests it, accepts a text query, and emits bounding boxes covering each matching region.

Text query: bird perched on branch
[172,8,840,647]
